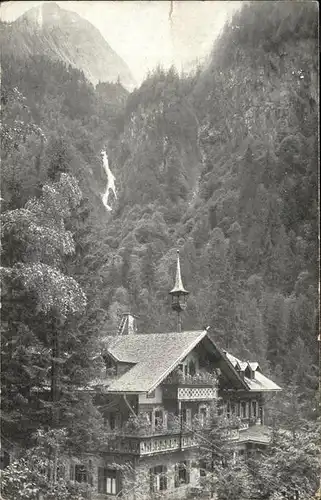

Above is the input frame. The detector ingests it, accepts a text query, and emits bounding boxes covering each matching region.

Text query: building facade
[67,251,281,499]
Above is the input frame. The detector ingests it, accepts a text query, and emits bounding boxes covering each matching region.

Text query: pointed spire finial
[170,249,189,294]
[169,249,189,332]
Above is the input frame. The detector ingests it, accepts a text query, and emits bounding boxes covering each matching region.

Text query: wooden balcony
[104,430,198,456]
[140,433,198,455]
[223,422,269,445]
[162,370,217,401]
[177,386,217,401]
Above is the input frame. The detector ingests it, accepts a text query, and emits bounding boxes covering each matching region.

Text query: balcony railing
[105,430,197,456]
[164,370,217,386]
[140,433,197,455]
[162,370,218,401]
[103,414,264,456]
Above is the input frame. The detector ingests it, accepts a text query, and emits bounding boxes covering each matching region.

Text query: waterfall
[101,150,117,211]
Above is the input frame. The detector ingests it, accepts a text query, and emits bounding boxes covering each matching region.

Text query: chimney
[118,312,138,336]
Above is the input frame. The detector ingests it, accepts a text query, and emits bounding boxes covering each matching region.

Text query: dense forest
[0,1,319,499]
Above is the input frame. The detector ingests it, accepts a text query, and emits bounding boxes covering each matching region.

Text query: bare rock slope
[1,2,135,90]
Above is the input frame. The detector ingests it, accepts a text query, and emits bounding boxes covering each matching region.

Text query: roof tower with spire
[169,250,189,332]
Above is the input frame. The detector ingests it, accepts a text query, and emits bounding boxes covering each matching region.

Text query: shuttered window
[98,468,117,495]
[150,465,167,492]
[75,465,87,483]
[174,461,190,487]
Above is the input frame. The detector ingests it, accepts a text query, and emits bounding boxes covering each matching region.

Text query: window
[105,356,114,370]
[104,355,116,376]
[182,408,192,427]
[109,412,116,430]
[98,468,117,495]
[252,401,257,418]
[199,405,208,427]
[154,409,164,428]
[199,459,207,477]
[0,451,10,470]
[106,412,120,430]
[189,360,196,376]
[150,465,167,492]
[226,402,231,418]
[75,465,87,483]
[241,402,247,418]
[57,465,66,480]
[175,461,190,487]
[231,403,236,415]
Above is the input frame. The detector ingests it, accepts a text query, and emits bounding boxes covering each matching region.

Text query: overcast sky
[0,1,241,84]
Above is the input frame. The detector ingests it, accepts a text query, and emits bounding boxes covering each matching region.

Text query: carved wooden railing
[105,430,197,456]
[162,370,218,401]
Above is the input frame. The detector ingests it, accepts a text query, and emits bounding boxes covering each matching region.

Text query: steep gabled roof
[100,331,281,394]
[249,362,261,372]
[104,331,207,393]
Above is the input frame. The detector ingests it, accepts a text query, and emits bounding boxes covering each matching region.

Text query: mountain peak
[22,2,80,28]
[4,3,136,91]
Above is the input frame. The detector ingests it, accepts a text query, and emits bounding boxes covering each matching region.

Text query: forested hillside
[0,51,128,449]
[1,0,318,466]
[104,1,319,406]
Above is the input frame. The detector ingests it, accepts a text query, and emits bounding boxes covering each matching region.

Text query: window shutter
[186,461,190,484]
[160,466,167,491]
[163,411,168,430]
[174,464,179,488]
[116,470,122,496]
[149,468,155,492]
[186,409,192,428]
[69,464,75,481]
[115,413,121,429]
[98,467,104,494]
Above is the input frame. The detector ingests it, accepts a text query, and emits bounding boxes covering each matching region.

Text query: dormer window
[245,365,254,380]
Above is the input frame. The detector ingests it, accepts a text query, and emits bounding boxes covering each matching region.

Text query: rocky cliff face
[1,2,135,90]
